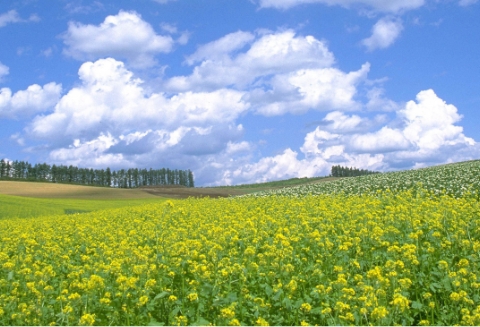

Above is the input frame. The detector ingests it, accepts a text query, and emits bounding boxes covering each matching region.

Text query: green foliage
[0,158,195,188]
[330,164,379,177]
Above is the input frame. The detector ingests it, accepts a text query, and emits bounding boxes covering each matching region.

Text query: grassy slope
[0,176,340,219]
[210,176,341,193]
[5,159,477,219]
[0,193,166,219]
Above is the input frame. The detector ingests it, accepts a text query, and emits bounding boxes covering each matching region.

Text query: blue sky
[1,0,479,186]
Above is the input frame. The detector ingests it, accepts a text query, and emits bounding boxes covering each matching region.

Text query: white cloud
[366,87,402,111]
[167,30,335,92]
[251,63,370,115]
[64,1,104,14]
[361,17,403,51]
[29,58,249,140]
[168,30,367,115]
[0,10,21,27]
[41,47,53,57]
[186,31,255,65]
[160,22,178,34]
[459,0,478,6]
[10,133,25,146]
[0,82,62,119]
[0,10,39,27]
[11,25,477,186]
[225,141,251,155]
[320,111,366,133]
[0,62,8,81]
[257,0,425,13]
[49,133,126,168]
[400,89,474,151]
[62,10,174,68]
[220,89,477,185]
[350,126,411,153]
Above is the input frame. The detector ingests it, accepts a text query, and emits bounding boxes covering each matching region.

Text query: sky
[1,0,479,186]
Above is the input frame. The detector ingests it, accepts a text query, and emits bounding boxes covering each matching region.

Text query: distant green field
[0,193,166,219]
[212,176,340,192]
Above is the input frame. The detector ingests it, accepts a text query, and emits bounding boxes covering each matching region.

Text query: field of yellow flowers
[1,161,480,326]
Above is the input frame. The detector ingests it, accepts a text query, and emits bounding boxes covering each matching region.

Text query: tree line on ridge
[0,159,194,188]
[330,165,379,178]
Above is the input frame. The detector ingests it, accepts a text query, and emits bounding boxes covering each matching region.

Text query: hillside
[1,159,479,325]
[0,175,339,199]
[245,160,480,199]
[2,160,479,200]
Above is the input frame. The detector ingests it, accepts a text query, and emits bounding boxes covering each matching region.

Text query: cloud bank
[3,27,477,185]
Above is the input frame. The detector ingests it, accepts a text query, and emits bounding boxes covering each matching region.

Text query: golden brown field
[0,181,158,199]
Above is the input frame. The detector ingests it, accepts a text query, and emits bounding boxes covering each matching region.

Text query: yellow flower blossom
[256,317,269,326]
[79,313,95,326]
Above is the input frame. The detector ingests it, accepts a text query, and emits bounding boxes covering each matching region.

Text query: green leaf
[411,301,423,310]
[154,291,170,300]
[310,307,322,315]
[442,278,452,291]
[273,289,284,301]
[171,307,181,316]
[263,283,273,296]
[282,297,292,310]
[430,282,442,292]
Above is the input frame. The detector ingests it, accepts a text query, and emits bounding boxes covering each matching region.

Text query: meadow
[0,194,166,220]
[0,161,479,325]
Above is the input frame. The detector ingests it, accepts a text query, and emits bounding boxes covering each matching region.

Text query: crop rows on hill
[245,160,480,199]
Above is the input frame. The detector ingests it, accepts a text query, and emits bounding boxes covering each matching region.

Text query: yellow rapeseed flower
[79,313,95,326]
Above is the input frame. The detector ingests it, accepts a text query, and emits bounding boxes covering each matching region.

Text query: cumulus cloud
[62,10,175,68]
[318,111,367,133]
[221,89,478,185]
[23,58,249,180]
[168,30,335,92]
[257,0,425,13]
[167,30,368,115]
[29,58,249,141]
[250,63,370,115]
[0,83,62,119]
[362,17,403,51]
[13,28,477,186]
[399,89,473,151]
[350,127,411,153]
[366,87,402,111]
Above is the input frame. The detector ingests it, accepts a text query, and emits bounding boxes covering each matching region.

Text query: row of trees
[0,159,194,188]
[331,165,379,178]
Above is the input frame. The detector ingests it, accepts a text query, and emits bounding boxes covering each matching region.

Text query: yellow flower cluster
[0,188,479,325]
